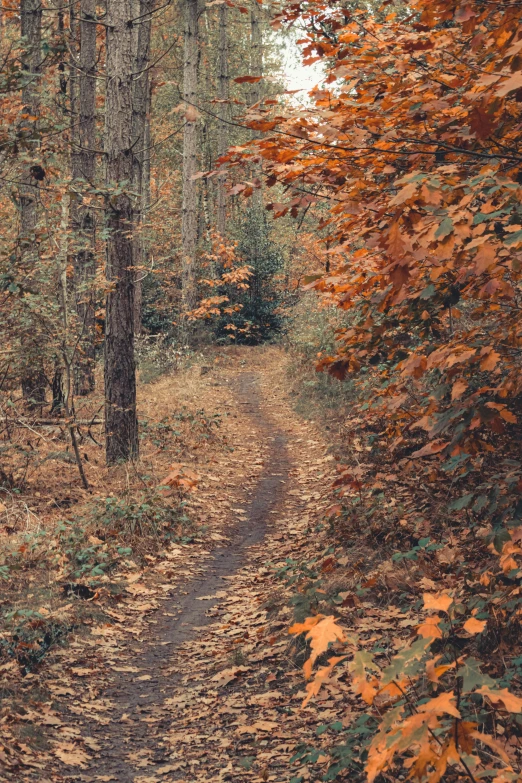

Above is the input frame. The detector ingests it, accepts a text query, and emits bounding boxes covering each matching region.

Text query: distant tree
[132,0,155,335]
[19,0,46,407]
[216,1,229,238]
[181,0,199,326]
[214,209,284,344]
[72,0,97,396]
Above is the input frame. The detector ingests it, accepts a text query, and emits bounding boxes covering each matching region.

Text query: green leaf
[380,637,432,686]
[448,493,474,511]
[238,757,256,771]
[504,229,522,247]
[493,527,511,553]
[472,209,507,225]
[435,217,454,239]
[441,453,471,472]
[472,495,489,512]
[459,657,497,694]
[420,284,436,299]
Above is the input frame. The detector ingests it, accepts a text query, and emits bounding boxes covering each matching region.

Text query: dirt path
[60,370,292,783]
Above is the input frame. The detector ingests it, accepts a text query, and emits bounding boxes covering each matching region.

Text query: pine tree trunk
[73,0,97,396]
[104,0,139,464]
[250,0,263,213]
[216,2,229,238]
[249,1,263,210]
[131,0,154,337]
[250,0,262,109]
[19,0,46,408]
[181,0,199,322]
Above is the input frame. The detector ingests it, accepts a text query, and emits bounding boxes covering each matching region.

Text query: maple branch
[390,137,522,164]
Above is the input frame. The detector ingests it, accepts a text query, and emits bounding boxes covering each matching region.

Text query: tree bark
[250,0,262,108]
[181,0,199,321]
[73,0,97,396]
[104,0,139,464]
[19,0,46,408]
[216,1,229,238]
[250,0,263,212]
[131,0,154,336]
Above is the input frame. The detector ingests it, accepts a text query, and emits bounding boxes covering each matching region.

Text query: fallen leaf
[463,617,487,634]
[423,593,453,613]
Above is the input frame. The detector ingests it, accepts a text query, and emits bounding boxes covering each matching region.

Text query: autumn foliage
[222,0,522,780]
[233,0,522,483]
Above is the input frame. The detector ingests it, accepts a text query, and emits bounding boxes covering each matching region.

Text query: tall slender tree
[181,0,199,321]
[104,0,139,464]
[249,0,262,109]
[216,1,229,238]
[19,0,45,407]
[73,0,97,396]
[131,0,154,335]
[249,0,263,213]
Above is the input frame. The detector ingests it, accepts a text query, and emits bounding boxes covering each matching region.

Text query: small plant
[139,408,222,452]
[290,595,522,781]
[57,518,111,579]
[1,610,70,674]
[87,490,186,539]
[136,335,184,384]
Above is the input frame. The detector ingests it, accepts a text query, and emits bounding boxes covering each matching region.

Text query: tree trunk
[181,0,199,321]
[131,0,154,337]
[141,90,152,318]
[104,0,139,464]
[249,1,263,211]
[216,1,229,238]
[19,0,46,408]
[250,0,262,110]
[73,0,97,396]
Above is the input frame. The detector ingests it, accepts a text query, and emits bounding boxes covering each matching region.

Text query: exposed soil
[60,369,292,782]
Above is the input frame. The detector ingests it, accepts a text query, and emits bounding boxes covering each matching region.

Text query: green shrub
[54,489,192,581]
[136,335,183,384]
[139,407,221,451]
[214,209,285,344]
[286,293,356,414]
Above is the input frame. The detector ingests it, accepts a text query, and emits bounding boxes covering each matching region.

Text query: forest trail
[50,349,337,783]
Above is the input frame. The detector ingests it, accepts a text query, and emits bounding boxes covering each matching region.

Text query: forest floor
[4,346,522,783]
[3,347,344,783]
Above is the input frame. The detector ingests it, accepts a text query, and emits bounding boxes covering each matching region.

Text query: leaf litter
[4,347,520,783]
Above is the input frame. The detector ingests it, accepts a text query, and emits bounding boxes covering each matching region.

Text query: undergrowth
[284,299,522,781]
[286,295,356,421]
[0,377,222,681]
[0,485,195,676]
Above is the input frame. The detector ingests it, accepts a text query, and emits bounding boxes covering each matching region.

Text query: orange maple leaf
[290,615,346,679]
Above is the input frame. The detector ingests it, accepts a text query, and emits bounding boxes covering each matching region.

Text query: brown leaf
[235,75,263,84]
[480,349,500,371]
[451,380,468,401]
[411,440,449,458]
[496,71,522,97]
